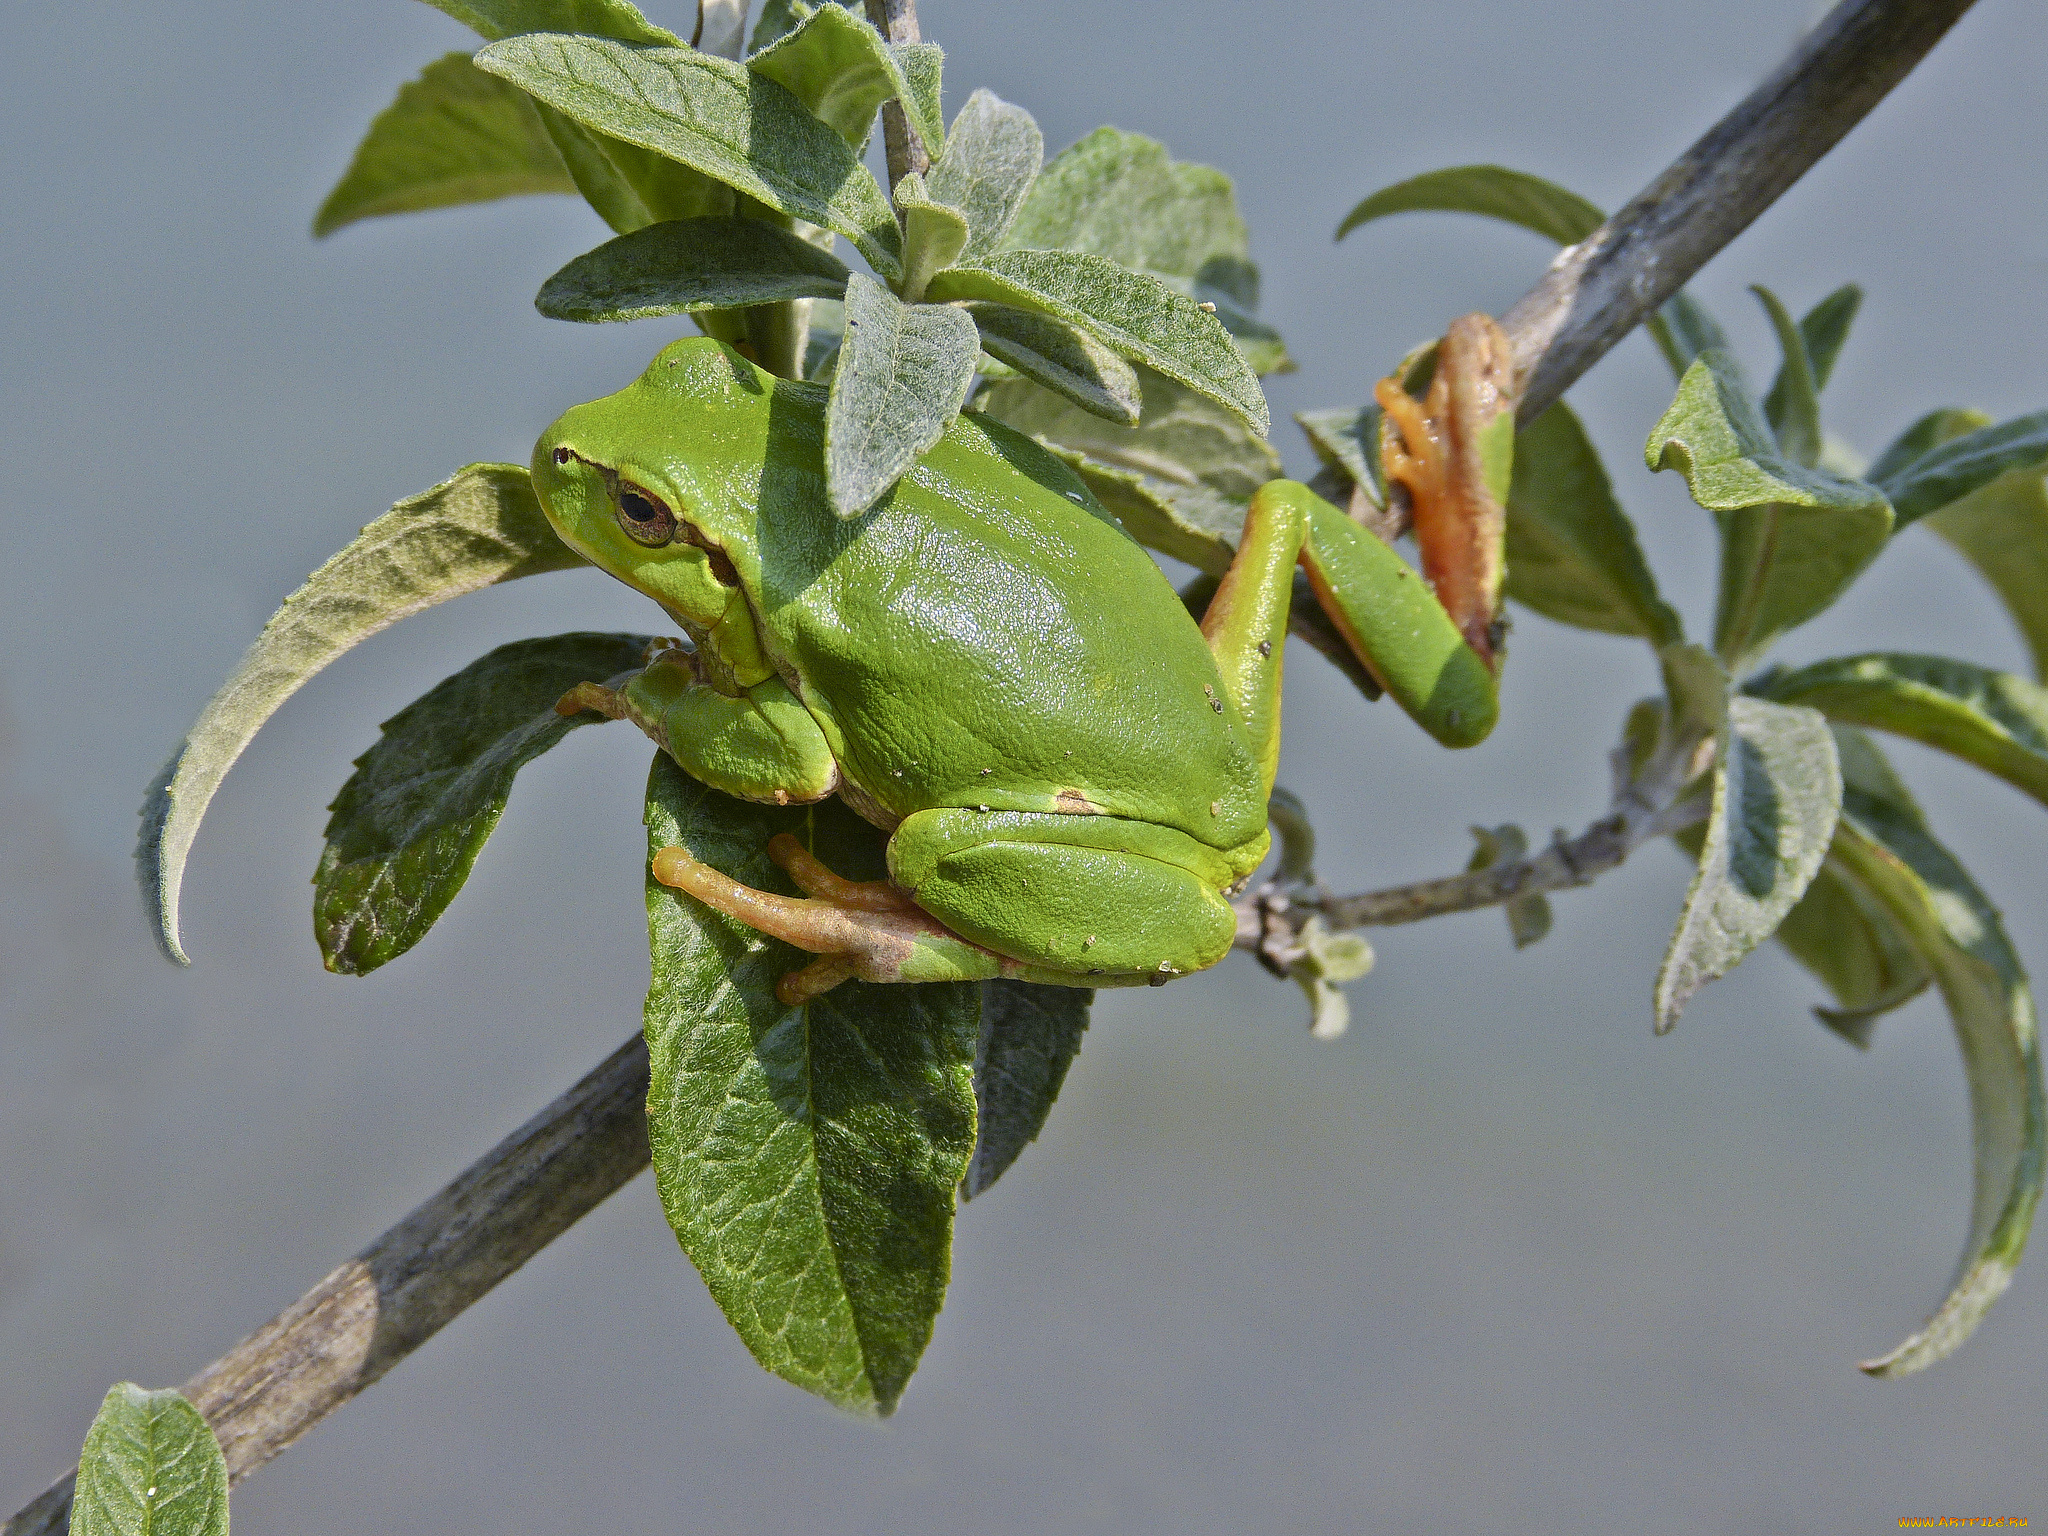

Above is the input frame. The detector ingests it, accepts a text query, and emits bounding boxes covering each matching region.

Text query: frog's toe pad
[650,844,1010,1003]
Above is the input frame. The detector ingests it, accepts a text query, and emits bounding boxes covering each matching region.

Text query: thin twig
[5,7,1975,1526]
[1502,0,1978,421]
[1233,782,1708,962]
[860,0,929,193]
[3,1037,652,1536]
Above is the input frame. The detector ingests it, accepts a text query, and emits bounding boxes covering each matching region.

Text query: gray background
[4,1,2047,1530]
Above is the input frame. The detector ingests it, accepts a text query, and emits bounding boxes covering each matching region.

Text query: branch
[1234,781,1708,971]
[3,1036,652,1536]
[860,0,929,193]
[1503,0,1978,421]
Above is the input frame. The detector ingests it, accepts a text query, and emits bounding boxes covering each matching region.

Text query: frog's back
[734,387,1267,851]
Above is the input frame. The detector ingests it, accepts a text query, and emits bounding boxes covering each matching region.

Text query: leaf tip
[136,750,194,967]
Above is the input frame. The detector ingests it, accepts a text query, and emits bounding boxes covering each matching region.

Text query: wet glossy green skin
[533,337,1271,983]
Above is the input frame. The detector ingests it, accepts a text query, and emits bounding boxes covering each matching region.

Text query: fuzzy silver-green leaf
[928,250,1267,434]
[476,33,903,275]
[1653,695,1841,1032]
[137,465,585,966]
[825,272,980,515]
[536,214,849,321]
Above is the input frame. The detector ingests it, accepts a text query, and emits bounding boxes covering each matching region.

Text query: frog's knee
[903,838,1236,980]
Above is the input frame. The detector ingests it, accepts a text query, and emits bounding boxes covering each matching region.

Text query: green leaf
[1466,824,1552,949]
[1335,162,1602,245]
[643,758,978,1414]
[1653,695,1841,1032]
[1831,784,2044,1377]
[1010,126,1256,290]
[745,1,944,150]
[72,1384,228,1536]
[475,34,904,277]
[1329,162,1721,380]
[1928,469,2048,683]
[421,0,678,44]
[1768,726,1931,1047]
[1657,641,1732,763]
[420,0,734,235]
[314,632,650,975]
[926,88,1042,263]
[1795,283,1860,390]
[927,251,1268,435]
[1878,410,2048,529]
[1651,291,1732,381]
[1751,285,1822,468]
[1295,405,1386,506]
[1003,126,1288,374]
[1867,406,1992,487]
[1504,401,1682,644]
[893,171,970,303]
[535,214,849,321]
[826,272,981,516]
[313,53,575,237]
[977,367,1278,569]
[1646,349,1893,669]
[138,465,584,967]
[1757,652,2048,811]
[961,980,1091,1200]
[967,304,1139,426]
[748,0,832,54]
[528,104,660,233]
[1776,862,1932,1048]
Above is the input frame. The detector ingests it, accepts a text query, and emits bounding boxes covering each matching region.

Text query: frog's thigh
[642,673,838,805]
[889,809,1240,980]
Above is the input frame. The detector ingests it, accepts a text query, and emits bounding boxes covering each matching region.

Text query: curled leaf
[927,251,1268,434]
[968,304,1139,426]
[745,1,945,149]
[1829,787,2044,1376]
[138,465,585,965]
[1647,349,1892,669]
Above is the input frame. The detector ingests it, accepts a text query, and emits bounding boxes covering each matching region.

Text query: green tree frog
[535,336,1501,1003]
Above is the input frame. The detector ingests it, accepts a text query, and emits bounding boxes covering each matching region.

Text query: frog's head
[532,337,777,630]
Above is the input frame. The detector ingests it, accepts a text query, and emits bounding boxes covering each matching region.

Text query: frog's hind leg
[889,809,1243,986]
[649,835,1015,1005]
[1205,479,1500,752]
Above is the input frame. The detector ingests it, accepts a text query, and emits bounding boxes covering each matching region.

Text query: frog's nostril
[553,446,572,466]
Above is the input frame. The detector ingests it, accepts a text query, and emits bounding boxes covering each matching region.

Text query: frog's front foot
[650,834,1016,1005]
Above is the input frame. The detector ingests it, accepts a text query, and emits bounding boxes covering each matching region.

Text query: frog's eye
[614,482,678,548]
